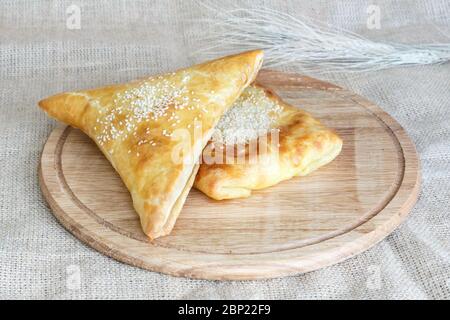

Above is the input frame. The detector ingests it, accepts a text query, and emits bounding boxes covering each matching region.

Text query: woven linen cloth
[0,0,449,299]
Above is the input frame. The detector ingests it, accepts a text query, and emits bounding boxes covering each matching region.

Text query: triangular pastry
[194,84,342,200]
[39,50,264,239]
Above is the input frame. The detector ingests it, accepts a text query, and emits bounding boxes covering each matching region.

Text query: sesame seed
[95,77,189,145]
[211,86,284,145]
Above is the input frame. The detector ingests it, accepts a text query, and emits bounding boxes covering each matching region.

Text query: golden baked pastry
[39,50,264,239]
[194,84,342,200]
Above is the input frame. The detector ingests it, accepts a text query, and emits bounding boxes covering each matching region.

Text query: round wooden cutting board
[39,69,420,280]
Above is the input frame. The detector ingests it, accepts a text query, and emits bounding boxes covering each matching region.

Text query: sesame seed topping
[212,86,284,145]
[95,77,189,146]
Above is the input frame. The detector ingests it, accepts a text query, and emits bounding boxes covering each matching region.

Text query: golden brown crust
[39,50,264,239]
[194,84,342,200]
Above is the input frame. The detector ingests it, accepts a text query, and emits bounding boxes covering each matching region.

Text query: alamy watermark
[66,264,81,290]
[366,264,382,290]
[169,121,280,166]
[66,4,81,30]
[366,5,381,30]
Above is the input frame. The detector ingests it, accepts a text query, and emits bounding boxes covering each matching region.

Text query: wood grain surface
[39,69,420,280]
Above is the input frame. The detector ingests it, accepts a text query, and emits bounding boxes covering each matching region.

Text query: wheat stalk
[191,4,450,73]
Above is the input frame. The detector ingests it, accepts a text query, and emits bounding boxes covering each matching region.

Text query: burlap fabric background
[1,0,449,299]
